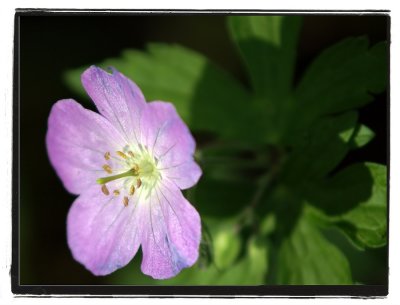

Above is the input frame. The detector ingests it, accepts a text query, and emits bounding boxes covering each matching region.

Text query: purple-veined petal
[139,101,195,160]
[160,159,202,190]
[81,66,146,144]
[139,101,201,189]
[140,180,201,279]
[46,99,126,195]
[67,185,144,276]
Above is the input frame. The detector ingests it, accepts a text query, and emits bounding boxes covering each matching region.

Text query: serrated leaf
[228,16,302,143]
[282,111,358,183]
[304,163,387,248]
[277,211,352,284]
[228,15,302,100]
[290,37,387,135]
[304,163,374,215]
[337,163,387,248]
[63,43,274,142]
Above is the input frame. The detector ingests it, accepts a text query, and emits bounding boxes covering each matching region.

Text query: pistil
[96,167,139,185]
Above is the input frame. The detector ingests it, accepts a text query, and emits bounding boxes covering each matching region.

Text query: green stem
[235,148,285,232]
[96,169,137,184]
[249,172,274,209]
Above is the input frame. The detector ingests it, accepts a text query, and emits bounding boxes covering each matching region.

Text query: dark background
[18,13,388,284]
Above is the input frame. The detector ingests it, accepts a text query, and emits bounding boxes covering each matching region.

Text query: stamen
[123,196,129,207]
[117,151,128,159]
[96,150,160,197]
[102,164,112,174]
[129,185,135,196]
[101,184,110,196]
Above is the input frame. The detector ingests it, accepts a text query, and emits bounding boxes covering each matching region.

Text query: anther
[102,164,112,174]
[132,164,139,172]
[113,190,120,196]
[129,185,135,196]
[101,184,110,196]
[128,151,135,158]
[123,196,129,207]
[136,178,142,188]
[117,151,128,159]
[104,152,111,160]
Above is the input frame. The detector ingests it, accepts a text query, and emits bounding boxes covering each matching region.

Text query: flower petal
[161,159,202,190]
[81,66,146,144]
[67,185,144,276]
[139,101,195,160]
[140,181,201,279]
[46,99,126,195]
[139,101,201,189]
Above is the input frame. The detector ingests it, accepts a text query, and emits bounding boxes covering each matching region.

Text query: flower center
[96,146,161,206]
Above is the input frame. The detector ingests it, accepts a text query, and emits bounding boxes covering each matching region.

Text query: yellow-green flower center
[96,146,161,206]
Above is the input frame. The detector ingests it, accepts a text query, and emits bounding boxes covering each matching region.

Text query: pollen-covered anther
[123,196,129,207]
[113,190,120,196]
[102,164,112,174]
[136,178,142,188]
[129,185,135,196]
[101,184,110,196]
[116,151,128,159]
[104,152,111,160]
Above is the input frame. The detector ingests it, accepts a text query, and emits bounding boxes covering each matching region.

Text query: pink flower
[46,66,202,279]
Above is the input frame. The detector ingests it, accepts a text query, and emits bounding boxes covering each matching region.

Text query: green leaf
[291,37,387,134]
[215,237,269,285]
[277,211,352,284]
[304,163,375,215]
[63,43,271,142]
[193,173,255,218]
[209,219,242,270]
[260,213,276,236]
[158,234,268,285]
[304,163,387,249]
[228,15,302,100]
[197,220,215,269]
[282,111,358,183]
[64,69,86,98]
[348,124,375,149]
[228,16,302,143]
[196,141,274,184]
[337,163,387,248]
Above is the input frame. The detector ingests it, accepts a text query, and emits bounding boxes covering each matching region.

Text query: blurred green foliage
[64,16,387,285]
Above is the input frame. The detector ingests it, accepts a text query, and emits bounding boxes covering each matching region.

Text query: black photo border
[11,8,390,297]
